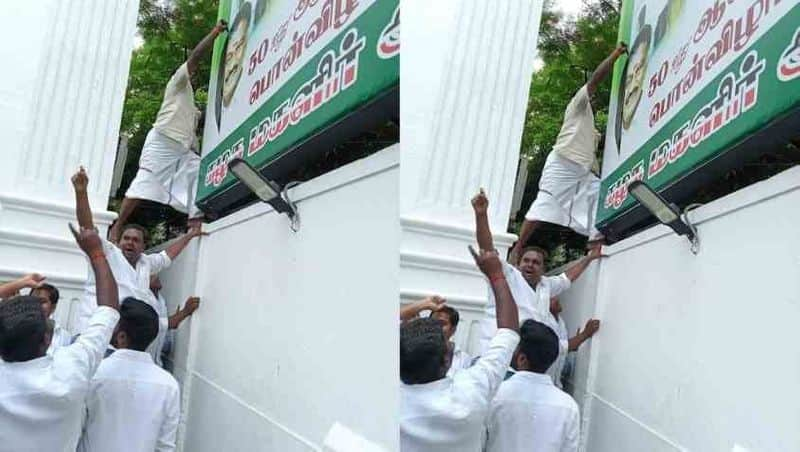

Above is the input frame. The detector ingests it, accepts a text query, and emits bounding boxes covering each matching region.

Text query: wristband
[489,274,506,285]
[90,251,106,263]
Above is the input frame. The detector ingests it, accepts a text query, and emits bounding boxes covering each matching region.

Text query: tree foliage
[514,0,620,267]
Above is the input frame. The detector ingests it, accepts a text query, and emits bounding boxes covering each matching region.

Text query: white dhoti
[525,151,600,238]
[126,129,201,218]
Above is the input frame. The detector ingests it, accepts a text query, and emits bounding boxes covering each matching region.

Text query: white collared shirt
[486,371,580,452]
[552,85,600,171]
[75,238,171,334]
[478,261,570,356]
[0,306,119,452]
[152,63,200,150]
[78,349,180,452]
[446,342,473,377]
[401,328,520,452]
[546,315,570,389]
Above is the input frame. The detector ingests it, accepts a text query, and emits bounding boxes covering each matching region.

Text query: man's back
[0,306,119,452]
[79,349,180,452]
[400,329,519,452]
[486,371,579,452]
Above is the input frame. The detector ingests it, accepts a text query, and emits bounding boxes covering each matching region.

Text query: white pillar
[0,0,140,331]
[400,0,544,354]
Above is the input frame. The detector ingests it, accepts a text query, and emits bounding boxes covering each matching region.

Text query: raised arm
[165,226,206,260]
[565,245,603,282]
[400,296,445,322]
[586,43,628,97]
[0,274,45,299]
[469,246,518,332]
[472,189,495,252]
[72,167,94,230]
[187,20,228,77]
[69,224,118,311]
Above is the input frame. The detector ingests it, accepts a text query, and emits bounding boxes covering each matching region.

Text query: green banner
[597,1,800,226]
[198,0,399,203]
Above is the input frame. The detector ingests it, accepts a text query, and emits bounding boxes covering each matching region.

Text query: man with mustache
[71,167,203,335]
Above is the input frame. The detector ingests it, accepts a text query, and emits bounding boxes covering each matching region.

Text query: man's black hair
[121,224,148,244]
[436,306,460,330]
[117,297,159,352]
[521,246,548,261]
[518,319,559,373]
[30,283,60,305]
[400,317,447,384]
[0,296,47,362]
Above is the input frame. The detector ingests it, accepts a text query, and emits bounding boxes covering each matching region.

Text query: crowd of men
[0,168,204,451]
[399,45,627,452]
[0,22,225,451]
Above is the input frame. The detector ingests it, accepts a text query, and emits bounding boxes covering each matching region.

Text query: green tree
[114,0,218,241]
[514,0,620,267]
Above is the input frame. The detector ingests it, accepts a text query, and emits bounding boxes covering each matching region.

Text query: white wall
[159,147,399,452]
[558,166,800,452]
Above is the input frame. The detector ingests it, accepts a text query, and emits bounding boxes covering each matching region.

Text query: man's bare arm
[165,226,206,260]
[586,44,628,97]
[187,21,228,76]
[169,297,200,329]
[568,319,600,351]
[72,167,95,230]
[400,296,446,322]
[472,189,495,252]
[0,274,45,299]
[469,246,518,331]
[69,224,118,311]
[565,246,603,282]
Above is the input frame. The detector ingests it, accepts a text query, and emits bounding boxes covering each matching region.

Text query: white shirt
[0,306,119,452]
[552,85,601,171]
[546,315,570,389]
[75,238,171,334]
[152,63,200,150]
[478,261,570,355]
[78,349,180,452]
[486,371,580,452]
[47,318,74,356]
[400,328,520,452]
[146,292,170,367]
[446,342,473,377]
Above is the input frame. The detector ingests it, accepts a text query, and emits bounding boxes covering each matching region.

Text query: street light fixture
[228,158,300,230]
[628,180,699,253]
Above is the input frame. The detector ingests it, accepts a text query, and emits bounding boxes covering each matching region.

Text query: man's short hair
[121,224,148,243]
[29,283,60,305]
[518,319,559,373]
[0,296,47,362]
[436,306,460,329]
[521,246,548,261]
[400,317,447,384]
[117,297,159,352]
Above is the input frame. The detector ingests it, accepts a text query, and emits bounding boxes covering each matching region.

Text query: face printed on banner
[223,9,251,107]
[622,37,649,129]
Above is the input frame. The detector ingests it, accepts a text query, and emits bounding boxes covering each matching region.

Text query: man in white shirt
[79,297,180,452]
[28,283,73,355]
[486,319,580,452]
[0,224,120,452]
[109,21,228,242]
[547,296,600,389]
[472,189,601,360]
[71,168,204,335]
[510,44,628,263]
[430,305,472,377]
[400,245,520,452]
[148,275,200,366]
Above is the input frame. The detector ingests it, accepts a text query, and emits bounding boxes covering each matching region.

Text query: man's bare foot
[586,234,606,250]
[187,217,203,230]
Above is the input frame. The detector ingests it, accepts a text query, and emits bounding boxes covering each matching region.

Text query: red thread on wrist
[90,251,106,263]
[489,274,506,285]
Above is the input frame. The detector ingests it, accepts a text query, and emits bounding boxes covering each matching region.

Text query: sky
[554,0,586,18]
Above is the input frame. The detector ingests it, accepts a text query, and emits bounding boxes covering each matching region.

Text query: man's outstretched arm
[69,224,118,311]
[586,43,628,97]
[400,296,446,322]
[470,246,518,332]
[72,167,95,230]
[165,226,206,260]
[0,274,45,299]
[169,297,200,329]
[565,246,604,282]
[187,20,228,76]
[472,189,495,252]
[568,319,600,351]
